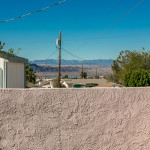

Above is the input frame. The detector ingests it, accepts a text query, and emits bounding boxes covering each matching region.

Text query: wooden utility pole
[96,67,97,76]
[82,61,84,79]
[58,31,62,88]
[82,62,83,73]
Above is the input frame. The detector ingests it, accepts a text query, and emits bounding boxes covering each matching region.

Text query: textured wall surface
[0,88,150,150]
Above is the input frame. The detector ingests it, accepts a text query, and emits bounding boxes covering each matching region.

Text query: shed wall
[7,62,25,88]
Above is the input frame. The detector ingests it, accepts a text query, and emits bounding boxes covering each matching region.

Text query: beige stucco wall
[0,88,150,150]
[7,62,25,88]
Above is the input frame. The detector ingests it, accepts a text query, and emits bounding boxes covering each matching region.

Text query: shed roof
[0,51,28,64]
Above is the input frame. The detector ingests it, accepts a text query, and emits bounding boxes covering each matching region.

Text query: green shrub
[123,70,150,87]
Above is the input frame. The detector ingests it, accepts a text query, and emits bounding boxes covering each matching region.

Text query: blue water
[44,76,80,79]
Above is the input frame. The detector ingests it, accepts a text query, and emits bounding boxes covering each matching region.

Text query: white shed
[0,51,28,88]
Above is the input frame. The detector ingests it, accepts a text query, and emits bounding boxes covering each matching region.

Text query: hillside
[30,64,112,76]
[29,59,113,65]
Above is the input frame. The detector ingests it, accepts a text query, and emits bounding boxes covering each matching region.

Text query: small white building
[0,51,28,88]
[61,80,74,88]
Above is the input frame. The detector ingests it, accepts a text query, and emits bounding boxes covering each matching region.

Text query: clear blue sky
[0,0,149,61]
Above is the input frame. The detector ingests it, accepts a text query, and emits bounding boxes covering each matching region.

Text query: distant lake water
[44,76,80,79]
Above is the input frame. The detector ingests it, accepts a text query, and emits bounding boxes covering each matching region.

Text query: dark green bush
[123,70,150,87]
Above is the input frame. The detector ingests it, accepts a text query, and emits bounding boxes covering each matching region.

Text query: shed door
[0,68,3,88]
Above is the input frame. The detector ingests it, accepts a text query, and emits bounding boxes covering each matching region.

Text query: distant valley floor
[31,64,112,77]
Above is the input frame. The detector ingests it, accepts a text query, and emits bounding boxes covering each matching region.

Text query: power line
[0,0,66,23]
[78,0,123,39]
[72,0,144,52]
[3,32,150,45]
[61,0,123,43]
[61,47,84,61]
[4,40,55,44]
[46,49,58,59]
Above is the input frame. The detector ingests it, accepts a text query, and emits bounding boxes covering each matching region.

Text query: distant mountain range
[29,63,111,76]
[29,59,113,66]
[29,63,81,73]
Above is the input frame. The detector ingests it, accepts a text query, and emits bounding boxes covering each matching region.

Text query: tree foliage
[52,78,65,88]
[104,73,119,83]
[80,72,87,79]
[0,42,21,56]
[26,65,36,84]
[62,75,68,79]
[110,48,150,86]
[124,70,150,87]
[7,48,22,56]
[0,42,5,51]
